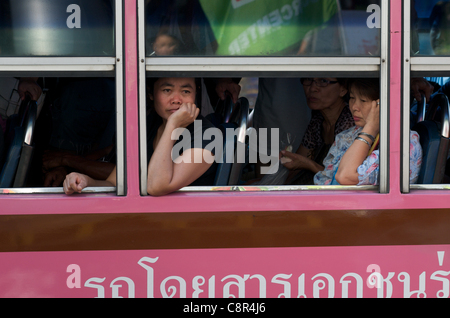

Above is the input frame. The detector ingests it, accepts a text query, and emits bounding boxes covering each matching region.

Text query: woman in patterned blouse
[280,77,355,185]
[314,78,422,185]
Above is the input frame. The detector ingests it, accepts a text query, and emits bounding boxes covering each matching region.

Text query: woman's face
[150,77,196,121]
[349,89,378,128]
[302,78,347,112]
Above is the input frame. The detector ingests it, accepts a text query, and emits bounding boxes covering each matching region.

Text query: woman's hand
[363,99,380,135]
[63,172,90,194]
[280,150,309,170]
[167,103,199,129]
[280,150,324,174]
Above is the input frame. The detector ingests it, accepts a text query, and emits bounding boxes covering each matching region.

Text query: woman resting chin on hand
[314,78,422,186]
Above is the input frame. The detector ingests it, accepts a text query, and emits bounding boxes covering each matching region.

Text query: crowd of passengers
[0,75,434,195]
[2,0,447,194]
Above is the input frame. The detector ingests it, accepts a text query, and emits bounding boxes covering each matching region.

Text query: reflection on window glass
[0,0,114,57]
[413,0,450,55]
[0,77,116,188]
[145,0,381,57]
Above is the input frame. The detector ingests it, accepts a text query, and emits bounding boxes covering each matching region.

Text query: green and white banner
[200,0,337,55]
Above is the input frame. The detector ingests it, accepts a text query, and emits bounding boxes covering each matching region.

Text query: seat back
[0,126,24,187]
[228,97,250,185]
[13,99,37,187]
[0,98,37,188]
[213,97,251,186]
[213,122,237,186]
[413,93,450,184]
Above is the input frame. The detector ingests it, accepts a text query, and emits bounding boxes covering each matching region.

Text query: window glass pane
[0,76,116,190]
[145,0,381,57]
[412,0,450,55]
[0,0,114,57]
[410,76,450,185]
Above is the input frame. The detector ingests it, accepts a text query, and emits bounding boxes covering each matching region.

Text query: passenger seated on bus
[279,78,354,185]
[34,77,116,187]
[314,78,422,185]
[64,77,217,196]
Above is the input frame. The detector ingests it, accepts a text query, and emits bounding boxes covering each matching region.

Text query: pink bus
[1,0,450,299]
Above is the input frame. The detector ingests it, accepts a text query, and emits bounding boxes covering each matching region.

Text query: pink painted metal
[124,0,140,197]
[1,0,448,217]
[1,244,449,298]
[389,0,402,196]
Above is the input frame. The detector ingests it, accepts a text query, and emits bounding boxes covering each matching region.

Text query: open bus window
[0,0,114,57]
[409,76,450,187]
[405,1,450,189]
[145,0,381,57]
[0,76,116,192]
[141,76,385,193]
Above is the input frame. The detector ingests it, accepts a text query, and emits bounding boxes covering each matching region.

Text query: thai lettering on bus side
[65,252,450,298]
[66,4,81,29]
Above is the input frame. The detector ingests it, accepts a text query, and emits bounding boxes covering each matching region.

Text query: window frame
[0,0,125,195]
[4,0,450,215]
[403,0,450,192]
[137,0,389,196]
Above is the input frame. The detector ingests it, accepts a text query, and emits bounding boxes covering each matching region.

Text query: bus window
[0,76,116,192]
[145,0,381,57]
[140,1,388,194]
[140,76,385,194]
[0,0,123,195]
[0,0,114,57]
[412,0,450,56]
[403,1,450,191]
[409,76,450,188]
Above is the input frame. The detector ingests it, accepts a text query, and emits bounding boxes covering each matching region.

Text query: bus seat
[13,99,37,187]
[213,97,251,186]
[0,126,24,187]
[416,94,427,124]
[215,93,236,124]
[413,93,450,184]
[410,93,427,129]
[228,97,250,185]
[213,122,237,186]
[0,98,37,188]
[0,121,5,170]
[205,112,222,128]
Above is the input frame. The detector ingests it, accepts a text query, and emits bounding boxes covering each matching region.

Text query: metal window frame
[402,0,412,193]
[138,0,389,195]
[406,3,450,191]
[0,0,124,195]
